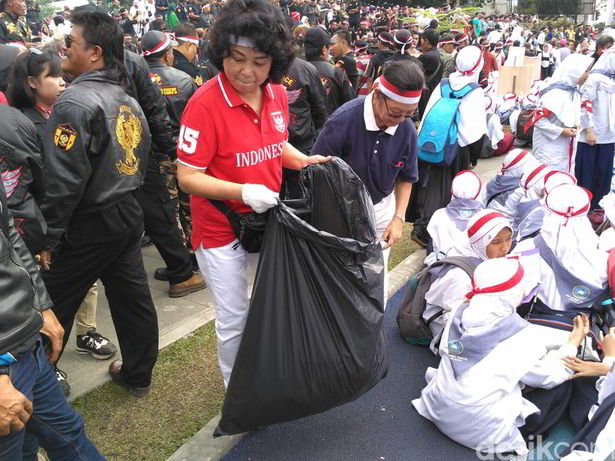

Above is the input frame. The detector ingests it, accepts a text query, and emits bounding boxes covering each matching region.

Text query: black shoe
[76,329,118,360]
[154,267,169,281]
[140,234,153,247]
[411,227,429,248]
[108,360,151,398]
[55,366,70,396]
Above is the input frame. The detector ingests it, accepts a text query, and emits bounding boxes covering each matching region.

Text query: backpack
[396,256,481,345]
[516,109,535,143]
[417,78,479,166]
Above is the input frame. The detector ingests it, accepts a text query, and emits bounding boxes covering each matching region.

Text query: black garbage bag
[214,158,389,436]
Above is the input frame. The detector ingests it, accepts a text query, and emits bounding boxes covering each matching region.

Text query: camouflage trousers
[159,157,193,250]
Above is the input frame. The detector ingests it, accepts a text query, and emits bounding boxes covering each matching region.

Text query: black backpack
[396,256,480,345]
[516,109,535,143]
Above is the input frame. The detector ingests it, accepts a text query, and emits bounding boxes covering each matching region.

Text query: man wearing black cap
[364,31,395,91]
[136,30,206,296]
[304,26,355,115]
[0,0,31,44]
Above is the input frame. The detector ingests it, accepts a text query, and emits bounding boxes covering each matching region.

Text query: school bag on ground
[417,78,479,166]
[516,109,535,143]
[396,256,481,345]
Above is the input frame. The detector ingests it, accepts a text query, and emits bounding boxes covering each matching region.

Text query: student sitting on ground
[483,149,540,220]
[413,256,589,459]
[423,210,512,355]
[512,163,552,233]
[514,184,609,314]
[516,170,577,242]
[426,170,483,263]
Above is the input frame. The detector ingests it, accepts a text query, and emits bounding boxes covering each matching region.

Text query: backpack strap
[450,82,480,99]
[439,78,452,98]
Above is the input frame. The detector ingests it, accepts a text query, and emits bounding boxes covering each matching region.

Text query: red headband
[377,76,422,104]
[545,185,591,221]
[467,212,507,240]
[466,259,524,300]
[460,50,483,75]
[543,170,575,191]
[501,150,528,173]
[452,170,482,200]
[524,164,548,189]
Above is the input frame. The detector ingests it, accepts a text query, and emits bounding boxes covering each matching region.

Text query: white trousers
[195,241,259,388]
[373,192,396,304]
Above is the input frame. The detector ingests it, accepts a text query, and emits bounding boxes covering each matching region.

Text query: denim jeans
[0,337,104,461]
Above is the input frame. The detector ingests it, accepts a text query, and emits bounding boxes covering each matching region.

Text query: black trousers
[135,159,193,285]
[42,196,159,387]
[406,140,473,232]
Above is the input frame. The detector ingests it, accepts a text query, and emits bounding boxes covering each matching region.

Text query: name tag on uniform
[160,86,179,96]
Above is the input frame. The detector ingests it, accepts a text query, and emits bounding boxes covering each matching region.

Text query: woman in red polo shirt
[177,0,329,387]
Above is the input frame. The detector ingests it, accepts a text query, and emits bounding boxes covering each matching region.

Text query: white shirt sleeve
[520,343,577,389]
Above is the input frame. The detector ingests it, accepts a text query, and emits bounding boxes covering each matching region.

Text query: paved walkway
[165,156,504,461]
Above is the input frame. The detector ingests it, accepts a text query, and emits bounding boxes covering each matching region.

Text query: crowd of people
[0,0,615,458]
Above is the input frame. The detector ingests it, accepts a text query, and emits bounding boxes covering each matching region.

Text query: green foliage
[518,0,580,15]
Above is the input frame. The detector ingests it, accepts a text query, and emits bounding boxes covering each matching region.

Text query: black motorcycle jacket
[41,68,152,252]
[282,57,328,153]
[0,180,51,358]
[124,50,176,158]
[147,62,197,138]
[0,105,47,255]
[308,58,356,115]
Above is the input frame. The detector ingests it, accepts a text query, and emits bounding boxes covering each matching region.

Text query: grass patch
[71,322,224,461]
[388,222,421,271]
[60,224,418,461]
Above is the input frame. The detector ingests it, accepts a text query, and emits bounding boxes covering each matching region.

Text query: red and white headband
[467,211,508,242]
[378,33,394,46]
[466,258,524,300]
[452,170,482,200]
[143,35,172,56]
[177,35,200,45]
[376,76,421,104]
[501,150,528,173]
[438,39,454,48]
[459,50,483,75]
[455,34,468,44]
[545,185,591,221]
[524,164,548,189]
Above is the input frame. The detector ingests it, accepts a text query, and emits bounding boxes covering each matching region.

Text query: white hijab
[587,49,615,132]
[450,45,484,90]
[466,209,512,260]
[540,53,593,127]
[542,184,608,287]
[521,164,552,200]
[462,257,527,330]
[500,149,539,178]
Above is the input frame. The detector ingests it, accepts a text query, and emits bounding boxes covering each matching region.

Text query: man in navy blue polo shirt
[311,59,422,296]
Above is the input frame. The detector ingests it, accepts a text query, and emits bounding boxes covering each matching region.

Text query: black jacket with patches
[308,58,356,116]
[173,48,209,87]
[282,57,328,153]
[0,179,51,359]
[41,69,151,251]
[124,50,177,159]
[0,105,46,255]
[147,62,197,139]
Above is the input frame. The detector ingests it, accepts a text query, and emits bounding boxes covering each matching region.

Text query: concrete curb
[166,249,427,461]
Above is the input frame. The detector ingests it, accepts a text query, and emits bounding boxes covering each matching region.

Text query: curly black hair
[209,0,295,85]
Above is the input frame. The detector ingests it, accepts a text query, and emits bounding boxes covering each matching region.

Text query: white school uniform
[414,258,575,458]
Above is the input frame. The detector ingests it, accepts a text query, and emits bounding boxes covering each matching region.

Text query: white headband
[230,35,256,49]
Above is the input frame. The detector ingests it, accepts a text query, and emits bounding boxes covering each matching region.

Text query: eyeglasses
[380,93,415,121]
[64,35,86,48]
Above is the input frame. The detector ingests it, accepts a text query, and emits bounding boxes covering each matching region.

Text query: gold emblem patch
[194,75,203,86]
[115,105,142,176]
[6,22,16,34]
[53,124,77,151]
[282,75,296,87]
[150,73,161,84]
[160,86,179,96]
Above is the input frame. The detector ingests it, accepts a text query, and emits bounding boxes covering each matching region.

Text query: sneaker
[55,366,70,396]
[168,272,206,298]
[76,329,118,360]
[140,234,153,247]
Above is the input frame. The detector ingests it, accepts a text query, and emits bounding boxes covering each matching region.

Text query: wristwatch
[394,213,405,223]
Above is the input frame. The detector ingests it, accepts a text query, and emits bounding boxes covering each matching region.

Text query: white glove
[241,184,279,213]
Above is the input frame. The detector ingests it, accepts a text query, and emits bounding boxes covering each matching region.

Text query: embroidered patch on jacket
[53,124,77,151]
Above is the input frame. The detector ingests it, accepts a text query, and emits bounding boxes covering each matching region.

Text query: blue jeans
[0,337,103,461]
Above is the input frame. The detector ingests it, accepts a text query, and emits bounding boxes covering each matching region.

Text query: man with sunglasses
[39,9,159,398]
[173,22,205,86]
[0,0,31,45]
[311,59,422,295]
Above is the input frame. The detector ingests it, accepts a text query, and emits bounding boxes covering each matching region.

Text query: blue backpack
[417,79,479,166]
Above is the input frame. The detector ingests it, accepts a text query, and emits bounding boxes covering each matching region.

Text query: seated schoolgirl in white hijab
[413,257,588,459]
[512,164,552,232]
[484,149,540,220]
[426,170,483,262]
[517,170,577,242]
[424,210,512,355]
[514,184,609,312]
[530,54,594,172]
[599,193,615,252]
[561,332,615,461]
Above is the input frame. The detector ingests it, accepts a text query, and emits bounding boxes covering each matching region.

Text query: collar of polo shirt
[363,92,398,135]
